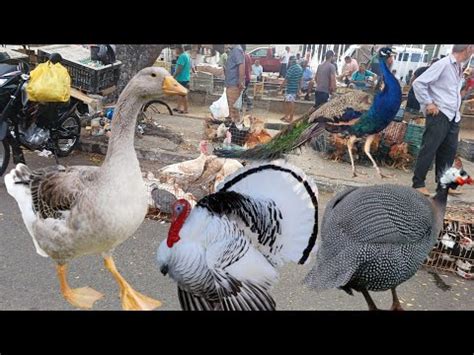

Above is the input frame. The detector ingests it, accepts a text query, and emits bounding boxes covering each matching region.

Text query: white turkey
[157,160,319,310]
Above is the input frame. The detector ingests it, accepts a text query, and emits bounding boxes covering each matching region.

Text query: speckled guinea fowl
[4,67,187,310]
[304,159,472,310]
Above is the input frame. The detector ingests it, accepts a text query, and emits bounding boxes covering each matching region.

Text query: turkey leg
[103,256,162,310]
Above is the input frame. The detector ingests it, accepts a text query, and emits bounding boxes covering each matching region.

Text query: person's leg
[182,82,189,113]
[281,97,289,121]
[412,112,449,189]
[435,117,460,182]
[289,101,295,122]
[226,86,242,124]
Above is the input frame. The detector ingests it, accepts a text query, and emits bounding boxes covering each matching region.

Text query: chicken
[388,142,413,172]
[244,116,272,149]
[158,140,243,195]
[328,134,349,162]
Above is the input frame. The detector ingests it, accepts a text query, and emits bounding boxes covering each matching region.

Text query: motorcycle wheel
[54,113,81,157]
[0,139,11,177]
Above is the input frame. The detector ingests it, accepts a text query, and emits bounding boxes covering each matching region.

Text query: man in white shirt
[412,44,473,196]
[279,46,291,78]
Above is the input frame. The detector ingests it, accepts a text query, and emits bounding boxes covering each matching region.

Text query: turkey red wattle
[167,199,191,248]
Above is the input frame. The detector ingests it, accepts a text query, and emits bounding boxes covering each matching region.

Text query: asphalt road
[0,150,472,310]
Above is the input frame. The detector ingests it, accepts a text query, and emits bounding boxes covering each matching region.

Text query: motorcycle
[0,54,82,176]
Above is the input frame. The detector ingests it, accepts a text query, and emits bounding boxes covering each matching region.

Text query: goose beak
[162,76,188,96]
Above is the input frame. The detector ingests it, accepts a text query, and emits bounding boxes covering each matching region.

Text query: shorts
[178,81,189,89]
[284,93,297,102]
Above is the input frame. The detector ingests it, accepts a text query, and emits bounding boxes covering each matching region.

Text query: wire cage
[423,205,474,280]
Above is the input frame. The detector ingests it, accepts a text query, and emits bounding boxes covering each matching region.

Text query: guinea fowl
[215,47,401,179]
[303,159,472,310]
[4,67,187,310]
[157,160,319,310]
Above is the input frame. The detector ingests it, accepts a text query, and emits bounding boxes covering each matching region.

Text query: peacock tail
[214,55,401,161]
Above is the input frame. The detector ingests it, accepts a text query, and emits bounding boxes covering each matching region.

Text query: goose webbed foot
[104,256,162,310]
[57,264,104,309]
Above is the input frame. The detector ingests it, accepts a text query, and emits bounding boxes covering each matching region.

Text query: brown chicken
[328,134,349,162]
[244,116,273,149]
[388,142,413,172]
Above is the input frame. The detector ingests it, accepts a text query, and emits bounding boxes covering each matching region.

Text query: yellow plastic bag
[26,61,71,102]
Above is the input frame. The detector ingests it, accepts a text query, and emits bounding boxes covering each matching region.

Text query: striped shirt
[413,54,463,122]
[285,64,303,95]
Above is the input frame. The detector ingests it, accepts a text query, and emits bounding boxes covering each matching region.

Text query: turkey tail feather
[214,160,319,265]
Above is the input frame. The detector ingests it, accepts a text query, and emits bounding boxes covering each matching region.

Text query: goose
[4,67,187,310]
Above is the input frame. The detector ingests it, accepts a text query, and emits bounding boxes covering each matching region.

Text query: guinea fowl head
[167,199,192,248]
[127,67,188,99]
[439,159,473,190]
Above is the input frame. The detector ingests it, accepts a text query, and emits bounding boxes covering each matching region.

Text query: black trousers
[314,91,329,108]
[279,63,287,78]
[412,111,460,188]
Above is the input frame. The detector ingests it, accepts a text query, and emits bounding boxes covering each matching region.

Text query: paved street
[0,150,472,310]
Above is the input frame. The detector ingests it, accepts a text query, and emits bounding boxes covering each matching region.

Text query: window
[401,53,409,62]
[423,54,428,63]
[251,48,267,57]
[411,53,422,62]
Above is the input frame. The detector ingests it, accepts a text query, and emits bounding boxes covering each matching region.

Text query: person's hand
[238,81,245,90]
[426,103,439,115]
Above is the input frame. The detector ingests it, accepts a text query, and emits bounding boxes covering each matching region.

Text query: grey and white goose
[304,158,472,310]
[4,67,187,310]
[157,160,319,310]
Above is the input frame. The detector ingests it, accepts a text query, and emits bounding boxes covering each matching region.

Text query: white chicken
[158,140,243,193]
[157,160,319,310]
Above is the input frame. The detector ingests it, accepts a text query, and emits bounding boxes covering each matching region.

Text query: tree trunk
[113,44,168,100]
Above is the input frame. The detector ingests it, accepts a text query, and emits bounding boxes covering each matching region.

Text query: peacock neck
[379,58,400,96]
[103,84,146,166]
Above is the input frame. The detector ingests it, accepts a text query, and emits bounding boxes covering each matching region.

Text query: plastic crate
[37,46,121,94]
[403,121,425,156]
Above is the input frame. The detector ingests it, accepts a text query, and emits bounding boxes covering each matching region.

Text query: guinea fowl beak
[160,264,169,276]
[162,76,188,96]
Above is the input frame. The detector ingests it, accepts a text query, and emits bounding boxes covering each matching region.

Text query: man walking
[314,50,337,108]
[224,45,246,123]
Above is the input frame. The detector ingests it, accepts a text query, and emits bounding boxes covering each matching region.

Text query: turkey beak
[160,264,169,276]
[162,76,188,96]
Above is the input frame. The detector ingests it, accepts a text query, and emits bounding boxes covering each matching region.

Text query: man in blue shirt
[299,60,314,101]
[173,45,191,114]
[411,44,473,196]
[224,45,245,123]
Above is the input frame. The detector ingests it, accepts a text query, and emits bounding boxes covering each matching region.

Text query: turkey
[157,160,319,310]
[215,47,401,179]
[303,159,472,310]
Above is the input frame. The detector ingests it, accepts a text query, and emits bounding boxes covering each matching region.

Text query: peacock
[215,47,402,179]
[303,159,473,310]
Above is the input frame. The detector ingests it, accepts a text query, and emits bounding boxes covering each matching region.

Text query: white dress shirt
[413,54,463,122]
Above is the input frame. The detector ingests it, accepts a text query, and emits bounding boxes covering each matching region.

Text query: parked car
[247,47,281,73]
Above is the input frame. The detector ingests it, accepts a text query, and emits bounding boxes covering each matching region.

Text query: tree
[112,44,226,101]
[114,44,169,98]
